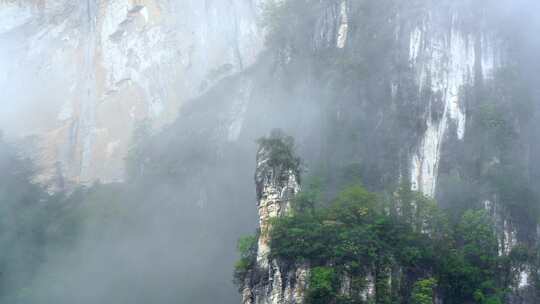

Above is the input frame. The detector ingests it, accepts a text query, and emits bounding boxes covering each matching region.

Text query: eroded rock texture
[242,140,309,304]
[0,0,266,188]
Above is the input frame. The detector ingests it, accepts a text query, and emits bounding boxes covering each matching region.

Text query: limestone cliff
[407,5,503,198]
[0,0,266,188]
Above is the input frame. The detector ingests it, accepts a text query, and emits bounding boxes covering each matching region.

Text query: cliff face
[231,1,538,303]
[0,0,266,188]
[407,6,503,198]
[405,7,536,297]
[242,140,309,304]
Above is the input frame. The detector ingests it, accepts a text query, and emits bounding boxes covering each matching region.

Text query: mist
[1,0,540,303]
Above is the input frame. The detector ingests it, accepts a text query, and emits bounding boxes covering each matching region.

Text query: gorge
[0,0,539,303]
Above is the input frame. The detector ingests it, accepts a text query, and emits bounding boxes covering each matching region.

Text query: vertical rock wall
[408,6,502,198]
[0,0,267,188]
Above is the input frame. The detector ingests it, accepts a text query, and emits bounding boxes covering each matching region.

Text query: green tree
[438,210,502,304]
[257,129,301,178]
[307,267,338,304]
[411,278,437,304]
[292,176,324,214]
[327,185,380,224]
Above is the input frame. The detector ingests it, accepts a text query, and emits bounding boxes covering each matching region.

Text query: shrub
[307,267,338,304]
[233,235,258,287]
[257,129,301,178]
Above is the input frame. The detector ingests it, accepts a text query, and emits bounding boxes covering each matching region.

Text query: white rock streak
[409,15,498,197]
[336,1,348,49]
[519,270,529,289]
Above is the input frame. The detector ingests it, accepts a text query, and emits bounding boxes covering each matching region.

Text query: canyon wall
[0,0,266,188]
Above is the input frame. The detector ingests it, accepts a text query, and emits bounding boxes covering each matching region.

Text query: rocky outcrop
[242,138,309,304]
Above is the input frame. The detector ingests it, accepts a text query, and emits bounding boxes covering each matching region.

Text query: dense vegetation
[237,178,533,303]
[234,128,537,303]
